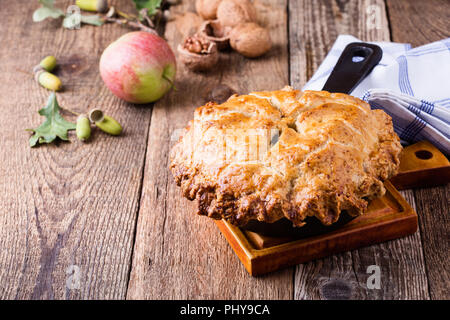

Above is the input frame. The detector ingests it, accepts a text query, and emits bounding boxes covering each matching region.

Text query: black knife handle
[322,42,383,94]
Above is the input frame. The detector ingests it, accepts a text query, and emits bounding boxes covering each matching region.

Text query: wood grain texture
[288,0,390,87]
[126,0,294,299]
[0,0,447,301]
[386,0,450,47]
[413,186,450,299]
[289,0,429,300]
[386,0,450,300]
[0,0,149,299]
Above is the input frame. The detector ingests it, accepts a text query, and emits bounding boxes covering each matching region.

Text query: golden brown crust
[170,87,402,227]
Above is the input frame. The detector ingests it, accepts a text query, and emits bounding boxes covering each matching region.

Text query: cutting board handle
[390,141,450,189]
[322,42,382,94]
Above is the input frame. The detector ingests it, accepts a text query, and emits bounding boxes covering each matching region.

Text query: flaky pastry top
[170,87,402,227]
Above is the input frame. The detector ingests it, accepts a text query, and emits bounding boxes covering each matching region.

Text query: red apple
[99,31,176,104]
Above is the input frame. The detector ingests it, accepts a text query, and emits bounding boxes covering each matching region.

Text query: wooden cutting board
[216,140,449,276]
[390,141,450,190]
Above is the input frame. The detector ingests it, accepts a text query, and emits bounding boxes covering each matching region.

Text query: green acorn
[39,55,57,72]
[76,114,92,141]
[33,56,57,73]
[76,0,108,13]
[89,109,122,136]
[35,70,62,91]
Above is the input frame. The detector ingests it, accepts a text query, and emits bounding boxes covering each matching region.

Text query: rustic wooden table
[0,0,448,300]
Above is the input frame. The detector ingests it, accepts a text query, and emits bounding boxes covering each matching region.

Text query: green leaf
[39,0,56,7]
[28,93,77,147]
[80,15,104,26]
[133,0,162,15]
[33,6,64,22]
[33,0,64,22]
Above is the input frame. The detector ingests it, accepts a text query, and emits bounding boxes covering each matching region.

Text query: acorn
[89,108,122,136]
[38,55,57,72]
[35,70,62,91]
[76,0,109,13]
[76,114,92,141]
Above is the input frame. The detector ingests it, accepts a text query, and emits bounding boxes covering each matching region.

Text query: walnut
[229,22,272,58]
[178,35,219,72]
[198,20,231,51]
[183,35,211,54]
[216,0,256,28]
[175,12,204,38]
[195,0,222,20]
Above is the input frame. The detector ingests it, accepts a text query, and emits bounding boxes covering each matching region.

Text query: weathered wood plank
[126,0,294,299]
[290,0,429,299]
[289,0,390,87]
[386,0,450,300]
[413,186,449,299]
[0,0,149,299]
[386,0,450,47]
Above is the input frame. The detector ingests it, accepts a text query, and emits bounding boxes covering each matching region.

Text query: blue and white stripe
[304,35,450,155]
[396,55,414,96]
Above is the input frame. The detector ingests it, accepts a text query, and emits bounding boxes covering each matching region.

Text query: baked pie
[170,87,402,227]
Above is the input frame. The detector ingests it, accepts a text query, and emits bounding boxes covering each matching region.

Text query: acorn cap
[88,108,105,123]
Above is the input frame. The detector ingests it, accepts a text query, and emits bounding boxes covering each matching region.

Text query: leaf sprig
[33,0,64,22]
[33,0,104,28]
[27,93,77,147]
[32,0,167,32]
[133,0,163,16]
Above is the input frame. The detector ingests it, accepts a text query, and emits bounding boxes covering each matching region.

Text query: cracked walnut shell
[178,35,219,72]
[198,20,231,51]
[170,87,402,228]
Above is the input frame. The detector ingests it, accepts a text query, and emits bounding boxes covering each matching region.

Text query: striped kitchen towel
[303,35,450,155]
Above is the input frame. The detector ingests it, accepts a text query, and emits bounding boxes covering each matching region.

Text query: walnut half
[178,35,219,72]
